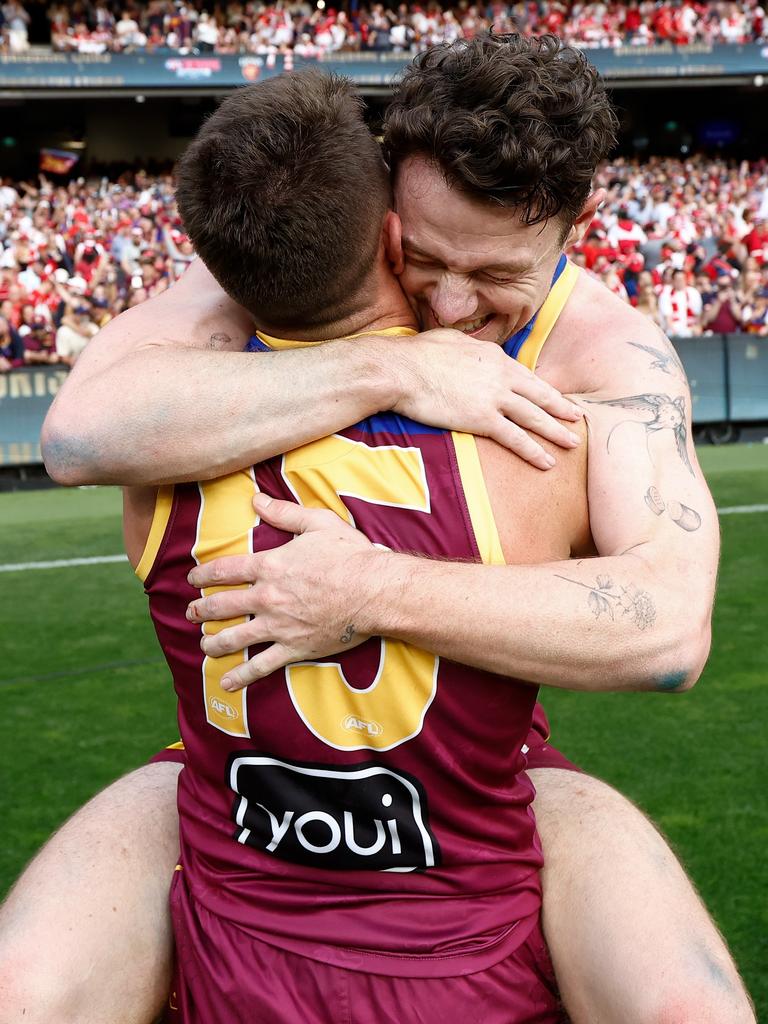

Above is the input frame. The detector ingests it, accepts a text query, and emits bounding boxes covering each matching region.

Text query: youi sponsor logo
[228,754,439,873]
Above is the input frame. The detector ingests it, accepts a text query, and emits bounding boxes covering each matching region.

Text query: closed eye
[479,272,516,286]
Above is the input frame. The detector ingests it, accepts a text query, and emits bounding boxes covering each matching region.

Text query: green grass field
[1,445,766,1015]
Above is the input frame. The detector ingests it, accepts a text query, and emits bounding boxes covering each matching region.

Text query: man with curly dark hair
[17,36,756,1024]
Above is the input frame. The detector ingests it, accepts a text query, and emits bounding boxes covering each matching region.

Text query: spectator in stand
[658,268,703,337]
[701,277,745,334]
[741,212,768,260]
[1,0,29,53]
[743,289,768,334]
[162,225,195,277]
[55,295,99,366]
[115,8,146,49]
[0,313,24,371]
[194,10,219,51]
[20,317,59,364]
[634,269,663,327]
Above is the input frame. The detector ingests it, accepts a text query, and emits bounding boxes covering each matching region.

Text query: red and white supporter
[658,269,703,337]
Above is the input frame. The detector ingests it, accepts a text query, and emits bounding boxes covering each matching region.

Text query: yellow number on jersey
[282,435,438,751]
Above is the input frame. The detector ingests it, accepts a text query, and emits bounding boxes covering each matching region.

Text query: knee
[653,991,756,1024]
[0,951,81,1024]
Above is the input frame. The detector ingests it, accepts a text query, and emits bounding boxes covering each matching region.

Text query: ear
[383,210,405,275]
[563,188,606,251]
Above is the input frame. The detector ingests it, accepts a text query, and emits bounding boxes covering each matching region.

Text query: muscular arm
[41,262,583,486]
[358,340,717,691]
[190,329,717,694]
[41,261,394,486]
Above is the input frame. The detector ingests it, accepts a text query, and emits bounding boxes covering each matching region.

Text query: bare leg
[0,761,756,1023]
[530,768,755,1024]
[0,763,181,1024]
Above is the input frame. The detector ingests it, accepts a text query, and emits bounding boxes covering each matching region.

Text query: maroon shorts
[164,869,567,1024]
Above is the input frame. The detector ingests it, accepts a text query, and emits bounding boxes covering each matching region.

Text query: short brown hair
[175,71,390,329]
[384,33,618,228]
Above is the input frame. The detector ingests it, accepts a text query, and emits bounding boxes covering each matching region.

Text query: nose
[429,272,479,326]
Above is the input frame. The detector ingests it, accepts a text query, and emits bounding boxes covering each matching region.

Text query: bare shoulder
[539,269,683,397]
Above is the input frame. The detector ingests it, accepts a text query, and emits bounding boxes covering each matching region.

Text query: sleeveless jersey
[138,259,579,979]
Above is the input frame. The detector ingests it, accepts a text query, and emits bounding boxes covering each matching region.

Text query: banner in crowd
[2,43,768,94]
[39,148,81,174]
[0,366,68,466]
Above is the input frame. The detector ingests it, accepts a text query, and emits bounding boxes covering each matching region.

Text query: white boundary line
[716,504,768,516]
[0,554,127,573]
[1,502,766,574]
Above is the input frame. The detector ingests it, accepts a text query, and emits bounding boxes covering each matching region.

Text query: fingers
[501,394,584,451]
[531,380,583,422]
[188,554,259,589]
[200,618,272,657]
[187,588,260,624]
[221,644,293,691]
[487,418,557,470]
[503,365,583,422]
[253,493,343,533]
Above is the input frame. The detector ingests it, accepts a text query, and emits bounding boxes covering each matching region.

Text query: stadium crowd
[2,0,768,56]
[2,154,768,371]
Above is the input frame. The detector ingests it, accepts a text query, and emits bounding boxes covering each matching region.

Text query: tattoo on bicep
[627,339,686,380]
[584,392,695,477]
[208,332,232,350]
[555,574,656,630]
[340,624,355,644]
[644,486,702,532]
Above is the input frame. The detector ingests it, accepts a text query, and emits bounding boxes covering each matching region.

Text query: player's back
[130,329,590,979]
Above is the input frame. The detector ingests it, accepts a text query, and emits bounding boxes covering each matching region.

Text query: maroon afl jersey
[138,329,545,979]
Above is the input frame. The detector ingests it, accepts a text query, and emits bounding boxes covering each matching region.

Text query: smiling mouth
[431,312,495,335]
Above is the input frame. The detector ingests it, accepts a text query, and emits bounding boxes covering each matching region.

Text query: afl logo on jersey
[342,715,383,738]
[210,696,238,721]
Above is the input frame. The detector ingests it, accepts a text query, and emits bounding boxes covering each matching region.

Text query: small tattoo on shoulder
[208,332,232,350]
[340,624,355,644]
[627,339,686,379]
[644,486,701,532]
[555,573,656,631]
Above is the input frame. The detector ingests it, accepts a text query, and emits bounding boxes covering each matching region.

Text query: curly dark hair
[384,33,619,228]
[175,71,390,330]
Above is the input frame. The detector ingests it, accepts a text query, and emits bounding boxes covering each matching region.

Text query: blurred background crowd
[2,154,768,372]
[2,0,768,57]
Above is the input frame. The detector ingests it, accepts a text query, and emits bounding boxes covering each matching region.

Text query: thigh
[0,762,181,1024]
[529,767,755,1024]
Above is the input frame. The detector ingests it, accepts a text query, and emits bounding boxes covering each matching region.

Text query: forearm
[43,339,396,486]
[41,259,397,486]
[363,549,711,692]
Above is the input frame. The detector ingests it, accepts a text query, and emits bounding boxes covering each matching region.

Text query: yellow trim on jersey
[135,486,174,583]
[194,471,259,738]
[256,325,418,349]
[165,740,185,750]
[516,260,580,371]
[451,432,506,567]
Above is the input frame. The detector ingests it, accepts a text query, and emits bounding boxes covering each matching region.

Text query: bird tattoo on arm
[626,340,686,379]
[585,393,695,477]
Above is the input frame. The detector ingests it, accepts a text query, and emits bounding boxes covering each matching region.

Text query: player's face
[394,156,570,345]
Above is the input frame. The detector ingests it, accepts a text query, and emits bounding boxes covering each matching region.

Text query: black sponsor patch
[227,753,440,872]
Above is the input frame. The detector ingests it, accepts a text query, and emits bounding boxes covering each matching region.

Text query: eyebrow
[402,238,531,276]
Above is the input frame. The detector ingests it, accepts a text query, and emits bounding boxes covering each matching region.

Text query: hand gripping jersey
[138,259,579,979]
